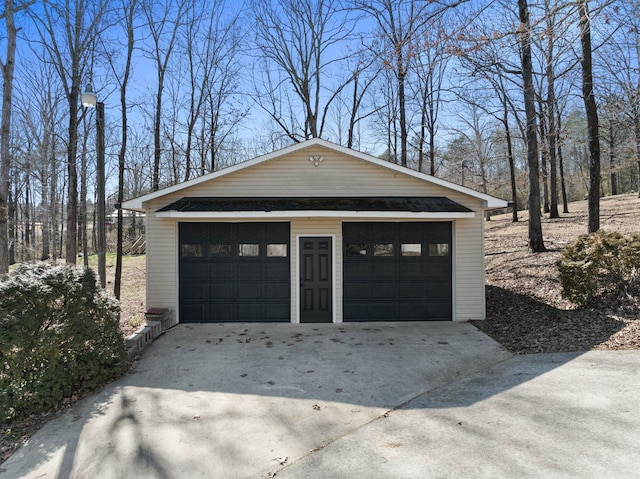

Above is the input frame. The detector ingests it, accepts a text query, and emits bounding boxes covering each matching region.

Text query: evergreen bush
[0,263,125,421]
[557,230,640,306]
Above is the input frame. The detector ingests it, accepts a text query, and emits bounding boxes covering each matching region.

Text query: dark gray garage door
[343,222,452,321]
[179,222,290,322]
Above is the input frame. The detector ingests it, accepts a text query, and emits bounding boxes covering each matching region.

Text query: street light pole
[96,101,106,288]
[82,82,106,288]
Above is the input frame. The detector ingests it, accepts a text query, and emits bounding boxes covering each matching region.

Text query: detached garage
[121,138,507,324]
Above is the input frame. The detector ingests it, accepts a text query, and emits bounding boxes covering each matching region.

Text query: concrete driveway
[1,322,639,479]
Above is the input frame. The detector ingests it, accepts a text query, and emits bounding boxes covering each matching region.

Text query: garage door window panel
[210,244,232,257]
[346,243,367,256]
[401,243,422,256]
[429,243,450,256]
[374,243,394,256]
[267,244,287,257]
[181,244,203,257]
[239,243,259,257]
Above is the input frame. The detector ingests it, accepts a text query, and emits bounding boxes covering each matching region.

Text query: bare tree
[341,48,381,150]
[597,1,640,198]
[578,0,601,233]
[450,103,497,197]
[410,21,449,175]
[544,0,561,218]
[142,0,189,191]
[354,0,466,166]
[196,1,244,174]
[518,0,545,252]
[30,0,111,263]
[100,0,139,298]
[251,0,355,142]
[14,61,61,260]
[1,0,35,272]
[454,18,525,222]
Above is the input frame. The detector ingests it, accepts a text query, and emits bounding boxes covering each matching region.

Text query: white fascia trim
[155,210,476,219]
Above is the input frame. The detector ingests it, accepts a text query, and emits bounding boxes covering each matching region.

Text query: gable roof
[121,138,508,211]
[158,196,474,214]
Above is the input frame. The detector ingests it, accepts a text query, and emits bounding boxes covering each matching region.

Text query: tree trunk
[24,173,31,260]
[545,0,559,218]
[503,108,518,222]
[65,85,79,264]
[50,150,59,259]
[609,119,617,196]
[579,0,600,233]
[152,84,162,191]
[538,100,550,214]
[80,120,89,267]
[115,0,137,300]
[556,101,569,213]
[0,0,19,273]
[8,187,15,264]
[398,68,408,167]
[518,0,545,252]
[635,118,640,198]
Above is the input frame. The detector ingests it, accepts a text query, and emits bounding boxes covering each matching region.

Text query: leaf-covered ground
[474,193,640,354]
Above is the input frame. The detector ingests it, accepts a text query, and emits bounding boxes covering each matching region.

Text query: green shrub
[0,262,125,421]
[557,230,640,306]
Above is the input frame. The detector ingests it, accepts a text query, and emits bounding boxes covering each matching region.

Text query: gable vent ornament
[309,155,324,167]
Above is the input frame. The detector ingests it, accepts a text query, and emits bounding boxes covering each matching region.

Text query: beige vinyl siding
[453,216,486,320]
[145,215,177,312]
[142,145,488,321]
[144,147,482,208]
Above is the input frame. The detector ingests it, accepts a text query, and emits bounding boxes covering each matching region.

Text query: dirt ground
[100,253,147,337]
[477,193,640,353]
